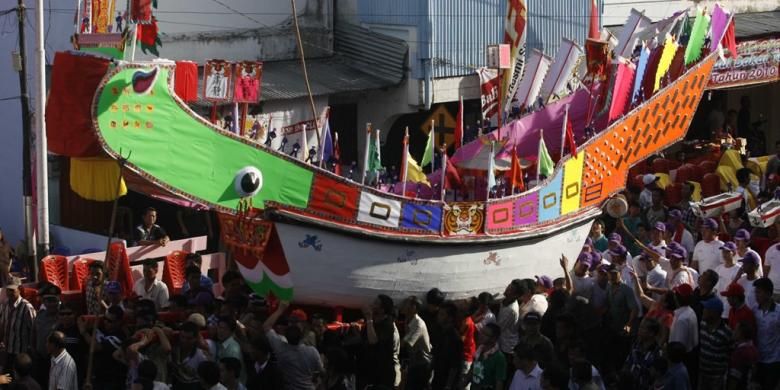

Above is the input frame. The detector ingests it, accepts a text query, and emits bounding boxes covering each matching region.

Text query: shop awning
[707,37,780,89]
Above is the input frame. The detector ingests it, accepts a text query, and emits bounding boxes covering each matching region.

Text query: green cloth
[367,132,381,172]
[684,11,711,65]
[421,129,434,167]
[471,348,507,389]
[538,136,554,177]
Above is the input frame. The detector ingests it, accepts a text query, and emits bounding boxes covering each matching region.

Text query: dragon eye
[131,67,159,94]
[234,167,263,198]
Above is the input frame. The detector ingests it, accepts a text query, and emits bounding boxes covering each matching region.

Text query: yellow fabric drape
[688,181,702,202]
[70,157,127,201]
[655,173,671,189]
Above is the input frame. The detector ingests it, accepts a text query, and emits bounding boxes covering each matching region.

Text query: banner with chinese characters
[203,60,233,102]
[234,61,264,103]
[708,38,780,90]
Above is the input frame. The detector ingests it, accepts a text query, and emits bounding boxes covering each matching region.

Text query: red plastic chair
[70,257,97,292]
[39,255,83,309]
[699,160,717,174]
[701,173,721,198]
[668,160,683,171]
[688,164,705,183]
[40,255,69,290]
[664,183,683,206]
[675,165,692,183]
[163,250,189,295]
[652,158,671,174]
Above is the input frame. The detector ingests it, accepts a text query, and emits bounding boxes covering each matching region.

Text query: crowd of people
[0,147,778,390]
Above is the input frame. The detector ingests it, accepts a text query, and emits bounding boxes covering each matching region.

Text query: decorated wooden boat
[80,8,727,306]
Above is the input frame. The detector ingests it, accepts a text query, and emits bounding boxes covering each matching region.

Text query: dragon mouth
[132,67,159,94]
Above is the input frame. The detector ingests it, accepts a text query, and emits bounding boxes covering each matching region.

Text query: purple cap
[576,252,593,267]
[608,244,628,258]
[669,246,688,260]
[734,229,751,242]
[740,251,760,266]
[665,222,675,233]
[608,233,622,243]
[654,222,667,232]
[105,281,122,294]
[667,241,682,251]
[536,275,553,289]
[584,237,593,247]
[702,218,719,230]
[720,241,737,252]
[669,209,682,220]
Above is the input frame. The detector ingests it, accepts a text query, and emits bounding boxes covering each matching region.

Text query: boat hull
[272,218,594,307]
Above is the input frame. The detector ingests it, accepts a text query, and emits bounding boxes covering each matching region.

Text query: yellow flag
[406,151,431,186]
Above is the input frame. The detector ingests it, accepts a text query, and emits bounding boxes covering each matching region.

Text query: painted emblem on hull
[397,250,419,265]
[298,235,323,251]
[483,251,502,266]
[444,203,484,235]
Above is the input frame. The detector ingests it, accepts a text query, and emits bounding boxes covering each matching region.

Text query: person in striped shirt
[0,277,36,360]
[698,297,733,389]
[47,330,78,390]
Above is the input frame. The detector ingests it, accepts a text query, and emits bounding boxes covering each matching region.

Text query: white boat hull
[273,219,594,307]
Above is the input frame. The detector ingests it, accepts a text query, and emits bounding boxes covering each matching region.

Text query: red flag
[589,0,600,40]
[454,97,464,150]
[723,19,737,59]
[585,38,609,81]
[334,132,342,176]
[565,115,577,156]
[444,159,463,190]
[508,148,525,192]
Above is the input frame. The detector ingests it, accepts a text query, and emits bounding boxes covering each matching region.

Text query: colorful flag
[614,9,652,58]
[368,129,382,173]
[319,115,333,166]
[477,67,500,119]
[512,49,552,111]
[332,132,341,175]
[406,152,430,186]
[608,60,636,122]
[421,126,434,167]
[723,19,737,59]
[501,0,528,112]
[487,141,497,191]
[538,133,554,178]
[585,39,609,81]
[508,147,525,192]
[655,35,679,92]
[564,112,578,157]
[444,159,464,190]
[539,38,583,102]
[684,8,711,65]
[454,96,464,150]
[589,0,600,40]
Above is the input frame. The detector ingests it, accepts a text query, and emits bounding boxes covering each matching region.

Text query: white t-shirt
[737,275,759,310]
[765,244,780,294]
[693,239,725,273]
[735,248,764,277]
[498,301,520,353]
[670,306,699,353]
[715,263,741,318]
[571,272,594,300]
[671,229,696,255]
[646,264,668,301]
[519,294,549,319]
[668,267,698,289]
[509,365,543,390]
[132,278,170,310]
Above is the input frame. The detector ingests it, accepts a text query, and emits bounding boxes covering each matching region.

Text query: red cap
[720,282,745,297]
[673,283,693,298]
[289,309,308,322]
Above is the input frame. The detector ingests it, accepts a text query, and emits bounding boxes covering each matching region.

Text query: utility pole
[34,0,49,269]
[16,0,37,266]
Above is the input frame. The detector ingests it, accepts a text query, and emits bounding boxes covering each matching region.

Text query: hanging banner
[130,0,153,24]
[539,38,582,103]
[477,67,500,120]
[614,9,652,58]
[501,0,528,113]
[234,61,264,103]
[246,113,272,143]
[708,38,780,90]
[585,38,610,81]
[203,60,233,102]
[512,49,552,110]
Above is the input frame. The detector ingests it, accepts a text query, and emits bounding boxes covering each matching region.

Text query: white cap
[642,174,659,185]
